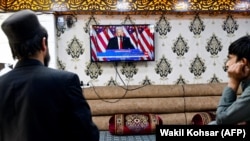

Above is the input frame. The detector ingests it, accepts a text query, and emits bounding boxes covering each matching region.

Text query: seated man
[209,35,250,125]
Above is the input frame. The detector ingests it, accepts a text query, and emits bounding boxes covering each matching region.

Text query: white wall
[0,12,57,69]
[0,13,15,65]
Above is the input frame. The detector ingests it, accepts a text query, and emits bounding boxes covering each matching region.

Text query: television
[90,24,155,62]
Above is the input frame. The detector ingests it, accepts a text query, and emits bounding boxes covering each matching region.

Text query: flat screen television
[90,24,155,62]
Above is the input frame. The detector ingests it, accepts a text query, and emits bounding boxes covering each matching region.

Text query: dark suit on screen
[106,36,135,50]
[0,59,99,141]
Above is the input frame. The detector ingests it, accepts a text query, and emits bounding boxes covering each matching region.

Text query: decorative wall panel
[1,1,250,87]
[56,14,250,86]
[0,0,250,15]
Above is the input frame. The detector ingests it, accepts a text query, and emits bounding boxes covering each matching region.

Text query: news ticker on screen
[156,125,250,141]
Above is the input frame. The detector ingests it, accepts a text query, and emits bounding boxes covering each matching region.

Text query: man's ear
[241,58,249,66]
[41,37,47,52]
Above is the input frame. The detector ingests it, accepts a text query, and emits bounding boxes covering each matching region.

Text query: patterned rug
[99,131,156,141]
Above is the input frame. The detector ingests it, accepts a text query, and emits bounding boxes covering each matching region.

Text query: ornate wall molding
[0,0,250,15]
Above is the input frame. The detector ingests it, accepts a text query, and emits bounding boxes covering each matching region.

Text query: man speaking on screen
[106,26,135,50]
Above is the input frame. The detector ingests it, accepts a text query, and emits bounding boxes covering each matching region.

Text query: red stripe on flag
[137,26,154,60]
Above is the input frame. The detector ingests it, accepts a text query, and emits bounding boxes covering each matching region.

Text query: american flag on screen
[90,24,154,61]
[136,25,154,60]
[123,25,137,48]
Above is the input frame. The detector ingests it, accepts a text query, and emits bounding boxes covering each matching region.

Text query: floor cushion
[109,113,163,135]
[191,112,216,125]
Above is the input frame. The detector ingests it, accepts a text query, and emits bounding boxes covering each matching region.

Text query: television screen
[90,24,155,62]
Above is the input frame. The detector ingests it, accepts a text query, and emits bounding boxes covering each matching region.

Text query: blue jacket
[215,80,250,124]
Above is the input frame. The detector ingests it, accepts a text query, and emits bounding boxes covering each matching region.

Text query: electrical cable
[89,62,148,103]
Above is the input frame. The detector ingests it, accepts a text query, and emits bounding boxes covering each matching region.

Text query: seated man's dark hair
[228,35,250,62]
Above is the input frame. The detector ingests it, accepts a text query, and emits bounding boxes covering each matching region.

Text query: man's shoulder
[44,67,76,77]
[110,37,117,40]
[43,68,80,83]
[124,36,131,40]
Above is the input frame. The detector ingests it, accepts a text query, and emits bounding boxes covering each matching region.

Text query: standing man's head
[1,9,50,66]
[115,26,124,37]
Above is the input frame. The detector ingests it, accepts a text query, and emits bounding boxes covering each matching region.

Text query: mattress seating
[83,83,240,132]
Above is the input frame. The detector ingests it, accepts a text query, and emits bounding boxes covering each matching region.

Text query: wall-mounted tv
[90,24,155,62]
